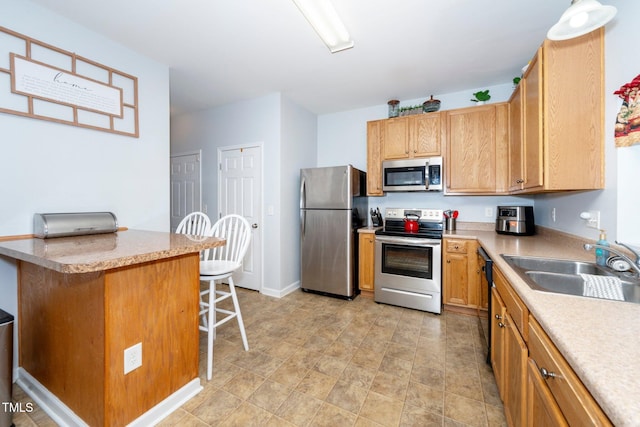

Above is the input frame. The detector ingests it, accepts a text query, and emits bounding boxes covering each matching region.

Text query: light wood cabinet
[358,232,375,293]
[366,120,384,196]
[445,103,509,194]
[443,238,479,310]
[382,113,442,160]
[491,267,528,427]
[508,81,525,191]
[511,29,604,193]
[528,316,612,426]
[492,265,613,426]
[527,358,569,426]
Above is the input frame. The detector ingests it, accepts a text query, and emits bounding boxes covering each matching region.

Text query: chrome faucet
[583,241,640,276]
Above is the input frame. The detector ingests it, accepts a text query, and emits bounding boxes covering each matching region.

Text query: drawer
[494,266,527,339]
[528,317,612,426]
[445,239,468,253]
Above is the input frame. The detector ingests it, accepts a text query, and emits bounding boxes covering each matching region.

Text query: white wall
[534,0,638,245]
[280,97,317,289]
[171,93,317,295]
[317,83,535,225]
[0,0,170,378]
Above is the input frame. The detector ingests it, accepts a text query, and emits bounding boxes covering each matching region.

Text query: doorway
[218,145,263,292]
[170,151,202,231]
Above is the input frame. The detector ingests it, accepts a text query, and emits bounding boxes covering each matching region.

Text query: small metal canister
[388,100,400,118]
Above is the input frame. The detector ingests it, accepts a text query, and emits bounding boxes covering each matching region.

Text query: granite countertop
[446,227,640,427]
[0,229,225,274]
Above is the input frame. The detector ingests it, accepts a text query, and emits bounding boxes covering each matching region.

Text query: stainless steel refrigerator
[300,165,367,299]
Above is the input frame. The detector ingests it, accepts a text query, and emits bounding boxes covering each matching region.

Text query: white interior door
[170,152,201,231]
[219,145,262,291]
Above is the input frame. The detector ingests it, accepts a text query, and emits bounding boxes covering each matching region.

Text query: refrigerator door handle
[300,177,306,237]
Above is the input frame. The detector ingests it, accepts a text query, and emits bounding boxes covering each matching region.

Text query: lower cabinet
[491,269,527,427]
[443,238,479,310]
[492,265,613,426]
[358,231,375,293]
[528,316,612,426]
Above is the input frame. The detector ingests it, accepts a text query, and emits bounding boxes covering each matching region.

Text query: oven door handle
[375,235,441,247]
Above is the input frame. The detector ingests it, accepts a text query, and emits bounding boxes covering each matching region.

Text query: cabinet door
[366,120,384,196]
[446,105,498,193]
[444,252,470,306]
[382,118,410,160]
[358,233,375,292]
[527,359,569,427]
[504,312,528,427]
[491,287,506,399]
[543,30,604,190]
[509,82,524,191]
[523,49,544,190]
[412,113,441,156]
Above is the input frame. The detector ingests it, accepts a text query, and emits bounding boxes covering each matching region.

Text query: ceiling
[28,0,568,117]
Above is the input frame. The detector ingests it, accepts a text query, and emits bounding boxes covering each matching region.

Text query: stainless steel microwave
[382,157,443,192]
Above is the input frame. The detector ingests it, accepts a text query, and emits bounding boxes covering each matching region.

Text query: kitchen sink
[502,255,640,304]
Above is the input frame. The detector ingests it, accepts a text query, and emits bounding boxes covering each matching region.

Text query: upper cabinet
[382,113,442,160]
[367,120,384,196]
[445,103,509,195]
[510,29,604,193]
[366,29,604,196]
[366,113,442,195]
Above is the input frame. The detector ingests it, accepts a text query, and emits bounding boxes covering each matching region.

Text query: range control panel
[384,208,444,222]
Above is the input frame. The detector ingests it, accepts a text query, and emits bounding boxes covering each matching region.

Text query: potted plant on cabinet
[470,90,491,105]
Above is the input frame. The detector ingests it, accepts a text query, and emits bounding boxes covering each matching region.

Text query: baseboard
[16,368,202,426]
[261,280,300,298]
[16,368,88,427]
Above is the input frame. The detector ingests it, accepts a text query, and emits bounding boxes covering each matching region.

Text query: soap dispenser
[595,230,610,266]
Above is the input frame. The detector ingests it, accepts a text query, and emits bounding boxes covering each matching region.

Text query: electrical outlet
[124,343,142,374]
[584,210,601,229]
[484,207,493,218]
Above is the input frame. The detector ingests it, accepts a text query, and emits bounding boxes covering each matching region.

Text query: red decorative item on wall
[614,74,640,147]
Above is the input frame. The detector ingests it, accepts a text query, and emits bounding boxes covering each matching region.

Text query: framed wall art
[0,25,139,137]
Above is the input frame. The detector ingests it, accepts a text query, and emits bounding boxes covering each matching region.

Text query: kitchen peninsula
[0,230,225,427]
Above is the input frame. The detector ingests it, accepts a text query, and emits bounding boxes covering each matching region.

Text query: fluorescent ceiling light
[547,0,617,41]
[292,0,354,53]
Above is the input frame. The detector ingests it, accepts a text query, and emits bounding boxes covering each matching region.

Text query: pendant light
[547,0,617,41]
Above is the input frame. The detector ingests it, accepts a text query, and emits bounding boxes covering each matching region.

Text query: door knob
[252,223,258,229]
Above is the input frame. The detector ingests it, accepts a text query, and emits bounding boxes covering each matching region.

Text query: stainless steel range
[374,208,443,314]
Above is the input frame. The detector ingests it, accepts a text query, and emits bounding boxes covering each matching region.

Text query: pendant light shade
[547,0,617,41]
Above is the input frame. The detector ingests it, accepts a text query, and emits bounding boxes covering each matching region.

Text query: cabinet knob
[454,245,460,249]
[516,179,524,184]
[498,322,505,328]
[539,367,557,379]
[495,314,502,320]
[446,260,451,264]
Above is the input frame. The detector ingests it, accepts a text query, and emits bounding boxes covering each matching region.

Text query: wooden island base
[17,253,201,426]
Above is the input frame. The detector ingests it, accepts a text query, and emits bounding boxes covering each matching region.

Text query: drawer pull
[540,367,557,379]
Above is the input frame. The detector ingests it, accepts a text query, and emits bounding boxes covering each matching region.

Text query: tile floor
[11,288,506,426]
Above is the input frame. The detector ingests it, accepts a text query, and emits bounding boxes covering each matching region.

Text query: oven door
[374,235,442,294]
